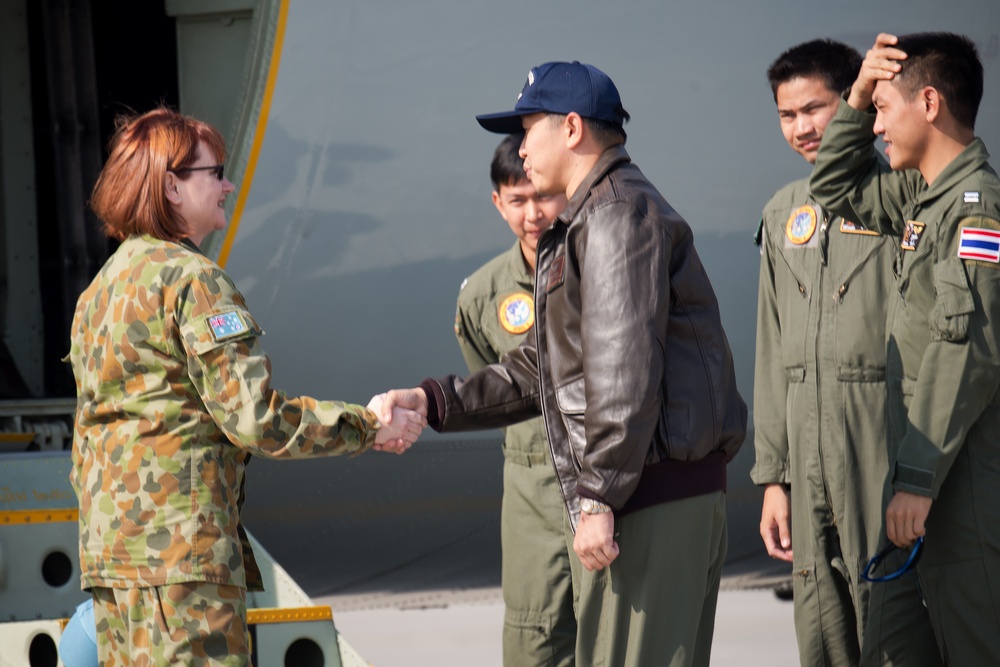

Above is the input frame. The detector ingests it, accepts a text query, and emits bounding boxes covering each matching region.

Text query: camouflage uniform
[92,583,247,667]
[68,234,380,665]
[455,241,578,667]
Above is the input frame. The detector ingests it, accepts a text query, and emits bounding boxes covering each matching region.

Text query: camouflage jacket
[68,234,379,591]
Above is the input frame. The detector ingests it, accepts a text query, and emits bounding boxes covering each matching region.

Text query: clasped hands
[367,387,430,454]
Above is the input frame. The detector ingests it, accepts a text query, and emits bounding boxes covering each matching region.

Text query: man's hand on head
[848,33,907,111]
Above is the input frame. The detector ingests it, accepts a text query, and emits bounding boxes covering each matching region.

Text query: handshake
[366,387,431,454]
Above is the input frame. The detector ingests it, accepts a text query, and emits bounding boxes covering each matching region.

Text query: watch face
[580,498,608,514]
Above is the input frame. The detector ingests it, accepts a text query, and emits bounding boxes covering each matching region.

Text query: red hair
[90,107,226,241]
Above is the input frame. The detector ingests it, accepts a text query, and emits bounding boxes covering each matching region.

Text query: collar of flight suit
[505,240,535,291]
[913,137,990,209]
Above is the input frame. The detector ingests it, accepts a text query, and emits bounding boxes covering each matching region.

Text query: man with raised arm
[810,32,1000,664]
[752,39,939,666]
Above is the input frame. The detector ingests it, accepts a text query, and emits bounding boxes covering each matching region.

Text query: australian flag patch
[958,227,1000,263]
[207,311,249,341]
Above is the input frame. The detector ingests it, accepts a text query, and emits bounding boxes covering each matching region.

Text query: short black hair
[545,113,629,148]
[490,134,527,191]
[767,39,863,101]
[894,32,983,129]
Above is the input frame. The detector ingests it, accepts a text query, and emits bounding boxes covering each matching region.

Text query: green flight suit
[811,99,1000,665]
[454,241,578,667]
[753,179,939,666]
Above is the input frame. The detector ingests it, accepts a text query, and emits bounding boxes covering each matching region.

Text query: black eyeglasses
[862,536,924,582]
[172,164,225,180]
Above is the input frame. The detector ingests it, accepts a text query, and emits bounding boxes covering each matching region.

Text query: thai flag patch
[957,227,1000,263]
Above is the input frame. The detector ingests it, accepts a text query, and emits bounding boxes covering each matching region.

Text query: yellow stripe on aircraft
[247,606,333,624]
[217,0,290,268]
[0,509,78,525]
[0,433,35,443]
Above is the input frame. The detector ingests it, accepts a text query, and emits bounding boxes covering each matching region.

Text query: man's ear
[491,189,507,220]
[564,112,585,149]
[164,171,183,205]
[922,86,941,123]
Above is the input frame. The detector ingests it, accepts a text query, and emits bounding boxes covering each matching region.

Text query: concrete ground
[326,587,799,667]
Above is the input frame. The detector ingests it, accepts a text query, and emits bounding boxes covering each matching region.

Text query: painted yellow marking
[218,0,290,268]
[247,606,333,624]
[0,509,78,525]
[0,433,35,443]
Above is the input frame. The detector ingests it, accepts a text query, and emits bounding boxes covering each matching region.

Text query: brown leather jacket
[424,146,746,527]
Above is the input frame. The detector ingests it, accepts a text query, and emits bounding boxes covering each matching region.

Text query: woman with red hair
[66,108,423,665]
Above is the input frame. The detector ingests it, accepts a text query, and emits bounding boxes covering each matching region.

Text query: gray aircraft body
[1,0,998,664]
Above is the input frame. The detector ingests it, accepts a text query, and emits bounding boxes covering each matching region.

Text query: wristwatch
[580,497,612,514]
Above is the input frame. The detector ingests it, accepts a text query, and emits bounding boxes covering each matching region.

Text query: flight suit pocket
[930,258,974,342]
[785,367,805,383]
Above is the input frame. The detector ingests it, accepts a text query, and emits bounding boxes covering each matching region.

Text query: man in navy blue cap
[380,62,747,665]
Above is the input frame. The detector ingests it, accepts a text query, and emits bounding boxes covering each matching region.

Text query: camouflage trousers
[91,582,249,666]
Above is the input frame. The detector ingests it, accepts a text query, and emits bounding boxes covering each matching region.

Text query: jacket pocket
[554,376,586,469]
[930,258,974,342]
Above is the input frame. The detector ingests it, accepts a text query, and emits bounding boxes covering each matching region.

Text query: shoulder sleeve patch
[956,216,1000,268]
[208,311,249,341]
[182,307,259,357]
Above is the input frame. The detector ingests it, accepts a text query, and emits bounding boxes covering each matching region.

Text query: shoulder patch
[785,206,817,245]
[900,221,926,251]
[964,191,981,204]
[499,293,534,334]
[839,218,880,236]
[957,216,1000,268]
[459,277,469,292]
[207,311,249,342]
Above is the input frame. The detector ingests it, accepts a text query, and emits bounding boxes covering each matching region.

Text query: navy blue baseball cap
[476,61,629,134]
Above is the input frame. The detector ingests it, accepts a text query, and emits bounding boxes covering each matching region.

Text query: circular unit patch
[785,205,818,245]
[499,293,534,334]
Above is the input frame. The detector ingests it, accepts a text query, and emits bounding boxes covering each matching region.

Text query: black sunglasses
[862,536,924,583]
[172,164,225,180]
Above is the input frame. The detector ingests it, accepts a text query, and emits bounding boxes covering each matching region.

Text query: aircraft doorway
[0,0,179,401]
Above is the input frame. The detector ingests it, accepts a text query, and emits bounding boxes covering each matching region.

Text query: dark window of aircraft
[23,0,178,399]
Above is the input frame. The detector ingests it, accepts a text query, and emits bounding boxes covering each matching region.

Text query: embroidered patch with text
[900,221,926,251]
[785,206,817,245]
[964,191,981,204]
[958,227,1000,263]
[839,219,880,236]
[207,311,249,342]
[546,256,565,293]
[499,293,534,334]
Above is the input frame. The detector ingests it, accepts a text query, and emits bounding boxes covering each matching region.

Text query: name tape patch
[208,311,249,341]
[958,227,1000,263]
[964,191,981,204]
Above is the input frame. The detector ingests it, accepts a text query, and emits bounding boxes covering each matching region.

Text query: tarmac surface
[325,586,800,666]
